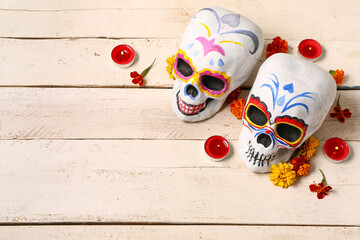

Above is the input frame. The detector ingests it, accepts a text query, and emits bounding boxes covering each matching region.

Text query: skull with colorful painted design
[239,53,336,173]
[171,6,264,122]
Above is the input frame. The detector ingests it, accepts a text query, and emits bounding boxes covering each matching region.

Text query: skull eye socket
[275,123,302,143]
[244,95,271,128]
[246,105,269,127]
[176,58,194,77]
[200,75,225,91]
[274,116,308,147]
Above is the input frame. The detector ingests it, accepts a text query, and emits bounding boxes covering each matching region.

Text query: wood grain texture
[0,1,359,40]
[0,88,357,140]
[0,139,359,224]
[0,38,358,87]
[1,225,360,240]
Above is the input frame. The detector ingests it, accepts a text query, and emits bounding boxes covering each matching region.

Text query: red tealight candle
[324,137,350,163]
[298,39,322,61]
[111,44,135,68]
[204,135,230,161]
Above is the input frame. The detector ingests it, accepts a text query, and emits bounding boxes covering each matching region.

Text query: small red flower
[330,95,352,123]
[130,58,156,87]
[309,182,333,199]
[309,169,333,199]
[226,87,242,103]
[266,36,288,58]
[130,71,144,86]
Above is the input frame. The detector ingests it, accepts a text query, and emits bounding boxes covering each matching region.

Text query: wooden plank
[0,38,358,88]
[0,139,359,225]
[0,88,357,140]
[0,0,237,10]
[0,225,359,240]
[0,2,359,40]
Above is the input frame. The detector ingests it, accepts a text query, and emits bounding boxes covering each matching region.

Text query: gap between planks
[0,222,359,227]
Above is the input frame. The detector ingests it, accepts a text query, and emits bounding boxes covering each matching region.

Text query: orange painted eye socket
[274,116,308,147]
[245,95,271,128]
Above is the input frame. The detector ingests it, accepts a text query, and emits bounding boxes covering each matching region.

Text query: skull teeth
[178,94,205,115]
[246,145,274,167]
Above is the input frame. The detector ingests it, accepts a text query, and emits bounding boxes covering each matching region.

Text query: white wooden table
[0,1,359,239]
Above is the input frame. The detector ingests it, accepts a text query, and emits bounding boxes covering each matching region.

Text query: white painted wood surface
[0,39,358,87]
[0,139,359,224]
[0,88,357,140]
[1,226,360,240]
[0,0,359,238]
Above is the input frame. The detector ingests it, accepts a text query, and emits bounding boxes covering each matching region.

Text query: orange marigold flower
[131,58,156,86]
[230,98,246,119]
[290,155,309,172]
[266,36,288,58]
[329,69,345,85]
[297,163,310,176]
[297,135,319,159]
[226,87,242,103]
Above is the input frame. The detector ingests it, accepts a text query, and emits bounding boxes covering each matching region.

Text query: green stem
[319,169,326,184]
[336,95,341,108]
[141,58,157,77]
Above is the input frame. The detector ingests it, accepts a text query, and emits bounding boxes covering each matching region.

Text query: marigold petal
[309,184,318,192]
[130,71,140,78]
[324,186,333,192]
[132,78,139,84]
[317,191,325,199]
[343,109,352,118]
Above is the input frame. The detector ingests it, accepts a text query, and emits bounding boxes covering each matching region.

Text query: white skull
[239,53,336,172]
[171,6,264,122]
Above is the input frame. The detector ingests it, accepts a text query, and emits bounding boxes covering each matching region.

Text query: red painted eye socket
[244,95,271,128]
[274,116,308,146]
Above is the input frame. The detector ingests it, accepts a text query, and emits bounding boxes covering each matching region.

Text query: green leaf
[141,58,157,77]
[336,95,341,108]
[319,169,326,184]
[329,70,336,76]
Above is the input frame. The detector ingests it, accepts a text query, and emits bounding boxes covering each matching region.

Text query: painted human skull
[239,53,336,172]
[171,6,263,122]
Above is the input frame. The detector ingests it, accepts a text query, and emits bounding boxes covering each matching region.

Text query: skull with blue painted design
[171,6,263,122]
[239,53,336,173]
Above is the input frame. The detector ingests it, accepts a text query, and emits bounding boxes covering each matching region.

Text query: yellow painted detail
[199,23,211,37]
[219,40,244,47]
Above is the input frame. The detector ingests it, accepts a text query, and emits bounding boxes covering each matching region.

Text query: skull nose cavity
[185,84,199,99]
[257,133,272,148]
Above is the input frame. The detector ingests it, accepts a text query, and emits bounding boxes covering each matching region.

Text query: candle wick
[216,145,220,148]
[121,51,124,55]
[335,146,339,150]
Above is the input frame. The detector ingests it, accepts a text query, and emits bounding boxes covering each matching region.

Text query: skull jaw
[238,126,295,173]
[171,81,225,122]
